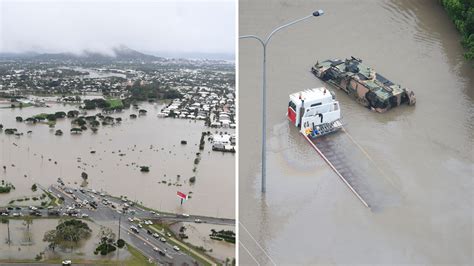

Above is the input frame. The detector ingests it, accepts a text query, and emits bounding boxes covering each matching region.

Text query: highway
[46,185,233,265]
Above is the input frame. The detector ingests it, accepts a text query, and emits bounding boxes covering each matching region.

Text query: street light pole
[240,10,324,193]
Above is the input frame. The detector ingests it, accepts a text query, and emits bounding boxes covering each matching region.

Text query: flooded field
[170,222,235,261]
[0,101,235,219]
[0,219,129,261]
[239,0,473,264]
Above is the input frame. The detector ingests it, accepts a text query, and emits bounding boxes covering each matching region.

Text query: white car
[62,260,72,265]
[81,213,89,218]
[137,224,143,228]
[153,247,159,252]
[181,213,190,217]
[152,233,159,238]
[194,219,202,223]
[159,237,166,243]
[173,245,180,251]
[128,217,134,222]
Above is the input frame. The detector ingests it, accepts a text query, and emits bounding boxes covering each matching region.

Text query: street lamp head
[313,10,324,16]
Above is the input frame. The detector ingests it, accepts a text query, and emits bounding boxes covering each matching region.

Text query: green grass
[0,243,153,265]
[106,98,123,108]
[149,224,214,266]
[123,243,154,266]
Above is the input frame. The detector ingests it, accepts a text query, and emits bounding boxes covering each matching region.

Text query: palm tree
[24,216,33,243]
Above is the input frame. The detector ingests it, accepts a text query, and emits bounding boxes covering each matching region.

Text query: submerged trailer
[311,57,416,113]
[287,87,372,209]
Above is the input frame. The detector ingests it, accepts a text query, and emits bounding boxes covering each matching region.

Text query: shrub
[117,239,125,248]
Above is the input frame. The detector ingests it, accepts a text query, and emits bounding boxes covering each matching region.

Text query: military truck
[311,57,416,112]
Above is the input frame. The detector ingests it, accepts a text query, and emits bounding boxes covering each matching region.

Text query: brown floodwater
[239,0,473,264]
[0,219,130,261]
[0,101,235,219]
[170,222,235,261]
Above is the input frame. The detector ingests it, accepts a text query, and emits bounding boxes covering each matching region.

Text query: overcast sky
[0,0,235,56]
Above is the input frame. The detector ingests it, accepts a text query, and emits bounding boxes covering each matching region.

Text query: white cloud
[0,0,235,55]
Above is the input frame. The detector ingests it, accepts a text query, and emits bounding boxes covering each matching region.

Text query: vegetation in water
[440,0,474,60]
[0,180,14,193]
[43,219,92,251]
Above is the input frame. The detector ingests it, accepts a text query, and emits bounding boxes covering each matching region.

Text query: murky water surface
[170,222,235,261]
[0,101,235,219]
[239,0,472,264]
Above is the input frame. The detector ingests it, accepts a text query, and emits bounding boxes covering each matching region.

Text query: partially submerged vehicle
[287,87,343,138]
[311,57,416,112]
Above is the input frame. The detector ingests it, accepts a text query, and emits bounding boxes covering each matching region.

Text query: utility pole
[240,10,324,193]
[7,219,11,246]
[118,214,121,240]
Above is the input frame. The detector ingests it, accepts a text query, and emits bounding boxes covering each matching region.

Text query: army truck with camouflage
[311,57,416,112]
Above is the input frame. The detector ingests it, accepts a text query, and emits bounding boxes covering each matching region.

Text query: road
[47,185,232,265]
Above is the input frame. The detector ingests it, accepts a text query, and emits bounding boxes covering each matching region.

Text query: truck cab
[288,87,342,136]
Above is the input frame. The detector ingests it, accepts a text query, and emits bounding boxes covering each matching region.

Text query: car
[159,237,166,243]
[130,226,139,233]
[147,229,152,235]
[152,233,159,238]
[150,211,156,215]
[181,213,190,217]
[62,260,72,266]
[153,247,159,252]
[137,224,143,228]
[1,213,9,216]
[173,245,180,251]
[128,217,133,222]
[194,219,202,223]
[12,213,20,217]
[81,213,89,218]
[166,233,172,237]
[159,250,166,256]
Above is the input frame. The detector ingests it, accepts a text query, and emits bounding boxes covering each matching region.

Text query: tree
[43,229,59,251]
[46,114,57,122]
[31,184,37,192]
[67,110,79,118]
[81,172,88,181]
[97,226,116,245]
[16,116,23,122]
[54,111,67,119]
[116,239,125,248]
[72,118,86,126]
[44,219,92,252]
[24,216,33,243]
[97,226,116,255]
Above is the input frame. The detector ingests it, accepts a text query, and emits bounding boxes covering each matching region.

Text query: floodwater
[0,101,235,219]
[0,219,129,261]
[170,222,235,261]
[239,0,473,265]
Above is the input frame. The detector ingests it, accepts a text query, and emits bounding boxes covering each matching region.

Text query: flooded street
[0,101,235,219]
[239,0,473,264]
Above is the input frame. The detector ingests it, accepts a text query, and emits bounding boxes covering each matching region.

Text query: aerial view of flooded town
[0,1,236,265]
